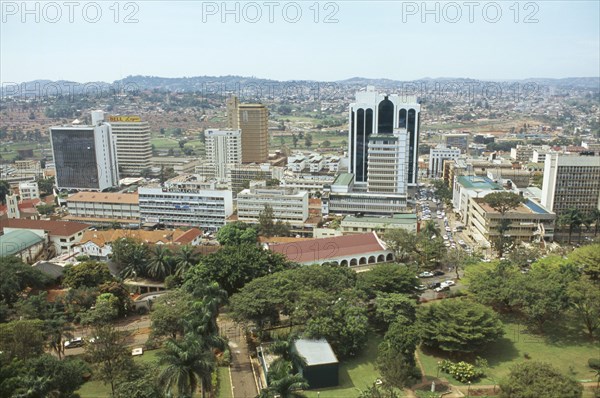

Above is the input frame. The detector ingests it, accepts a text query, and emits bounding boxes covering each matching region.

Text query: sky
[1,1,599,83]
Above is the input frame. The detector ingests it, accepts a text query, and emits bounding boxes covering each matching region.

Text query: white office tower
[367,129,409,194]
[50,110,119,191]
[108,115,152,175]
[348,86,420,189]
[205,129,242,180]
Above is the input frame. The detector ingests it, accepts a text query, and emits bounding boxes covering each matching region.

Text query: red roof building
[266,232,394,266]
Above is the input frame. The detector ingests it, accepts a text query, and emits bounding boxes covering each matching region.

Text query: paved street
[219,317,259,398]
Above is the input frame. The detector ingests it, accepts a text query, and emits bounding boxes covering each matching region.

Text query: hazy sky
[1,1,599,83]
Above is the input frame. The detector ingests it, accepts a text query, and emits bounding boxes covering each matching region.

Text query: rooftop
[293,339,338,366]
[0,230,45,256]
[68,191,139,205]
[332,173,354,187]
[457,175,503,191]
[267,232,387,264]
[343,214,417,224]
[0,218,90,236]
[79,228,203,247]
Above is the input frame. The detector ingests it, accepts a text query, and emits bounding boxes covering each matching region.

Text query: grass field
[418,314,599,387]
[217,367,234,398]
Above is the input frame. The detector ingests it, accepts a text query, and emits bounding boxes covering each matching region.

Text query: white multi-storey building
[108,116,152,175]
[429,145,460,178]
[367,129,409,194]
[50,111,119,191]
[18,181,39,200]
[237,188,308,224]
[541,153,600,218]
[138,187,233,231]
[348,86,420,188]
[65,191,140,225]
[204,129,242,180]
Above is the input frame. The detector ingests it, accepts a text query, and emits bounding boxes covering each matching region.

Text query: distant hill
[2,75,598,97]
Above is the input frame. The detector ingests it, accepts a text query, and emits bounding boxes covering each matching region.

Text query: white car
[458,239,465,245]
[419,271,435,278]
[64,337,84,348]
[442,280,456,287]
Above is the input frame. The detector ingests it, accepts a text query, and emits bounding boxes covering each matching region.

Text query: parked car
[418,271,435,278]
[428,282,441,289]
[64,337,84,348]
[415,284,427,291]
[432,270,445,276]
[442,280,456,287]
[434,285,450,292]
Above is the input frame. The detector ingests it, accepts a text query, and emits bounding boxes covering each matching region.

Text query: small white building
[18,181,40,200]
[237,188,309,224]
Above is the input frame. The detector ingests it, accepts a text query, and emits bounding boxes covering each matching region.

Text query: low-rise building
[266,231,394,266]
[468,198,556,246]
[18,181,40,201]
[237,188,309,224]
[65,192,140,226]
[0,218,90,256]
[340,214,418,235]
[0,230,45,263]
[452,175,504,224]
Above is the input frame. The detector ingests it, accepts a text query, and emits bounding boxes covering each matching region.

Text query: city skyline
[1,1,599,83]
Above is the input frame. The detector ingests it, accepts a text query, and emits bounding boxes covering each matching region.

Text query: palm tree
[45,315,73,359]
[158,335,216,398]
[119,243,149,279]
[175,245,199,278]
[591,209,600,236]
[265,373,309,398]
[148,245,173,280]
[559,208,583,244]
[421,220,441,238]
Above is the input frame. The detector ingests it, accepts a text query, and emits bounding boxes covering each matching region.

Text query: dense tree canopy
[63,261,114,289]
[215,221,258,246]
[0,256,49,305]
[418,299,504,355]
[356,263,418,299]
[184,244,296,295]
[499,362,582,398]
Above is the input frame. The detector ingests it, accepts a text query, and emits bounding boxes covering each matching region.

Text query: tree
[566,275,600,338]
[45,314,73,360]
[158,335,216,398]
[568,243,600,280]
[421,220,441,238]
[260,373,309,398]
[259,204,276,237]
[432,179,452,203]
[304,292,369,358]
[113,364,163,398]
[63,261,114,289]
[0,180,9,204]
[292,133,298,148]
[112,237,150,279]
[150,290,194,339]
[358,383,402,398]
[559,208,584,244]
[374,293,417,328]
[147,245,173,281]
[304,133,313,148]
[357,263,418,299]
[175,245,200,278]
[85,325,134,397]
[482,192,525,256]
[499,361,582,398]
[377,321,420,389]
[0,319,46,359]
[321,139,331,148]
[590,209,600,236]
[268,335,307,372]
[467,260,520,311]
[37,177,55,196]
[82,293,120,326]
[0,256,49,305]
[185,244,295,295]
[99,281,133,317]
[215,221,258,246]
[418,299,504,355]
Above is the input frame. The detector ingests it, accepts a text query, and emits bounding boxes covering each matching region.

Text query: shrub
[438,359,486,383]
[589,358,600,370]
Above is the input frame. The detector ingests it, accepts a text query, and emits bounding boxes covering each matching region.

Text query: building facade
[367,131,409,194]
[340,214,417,235]
[541,153,600,218]
[108,115,152,175]
[204,129,242,180]
[234,101,269,163]
[18,181,39,201]
[138,187,233,230]
[50,111,119,191]
[429,145,460,178]
[65,192,140,226]
[443,133,469,153]
[237,188,309,224]
[348,87,420,188]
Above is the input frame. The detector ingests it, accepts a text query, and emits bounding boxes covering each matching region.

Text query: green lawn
[217,367,234,398]
[151,137,180,149]
[418,314,599,386]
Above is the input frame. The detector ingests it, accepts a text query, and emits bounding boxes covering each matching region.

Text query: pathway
[220,318,259,398]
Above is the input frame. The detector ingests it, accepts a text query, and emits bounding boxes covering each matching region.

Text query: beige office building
[227,97,268,163]
[108,116,152,175]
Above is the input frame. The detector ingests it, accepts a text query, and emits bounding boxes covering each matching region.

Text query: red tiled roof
[0,218,90,237]
[267,232,387,264]
[18,198,42,210]
[173,228,203,244]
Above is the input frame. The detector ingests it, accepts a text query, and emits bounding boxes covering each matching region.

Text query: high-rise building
[429,145,461,178]
[367,129,409,194]
[348,87,420,188]
[541,153,600,218]
[50,111,119,191]
[226,96,239,130]
[108,115,152,176]
[205,129,242,180]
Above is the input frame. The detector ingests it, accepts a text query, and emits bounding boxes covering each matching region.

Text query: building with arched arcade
[265,232,394,267]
